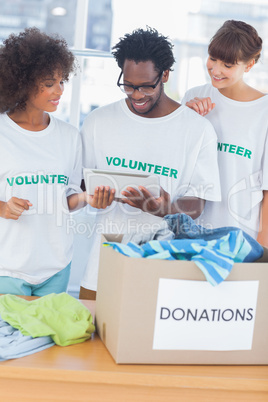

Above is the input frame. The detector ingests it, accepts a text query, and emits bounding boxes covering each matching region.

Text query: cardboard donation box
[95,234,268,365]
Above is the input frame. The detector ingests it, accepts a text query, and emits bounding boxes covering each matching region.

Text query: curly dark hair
[0,27,76,113]
[112,27,175,73]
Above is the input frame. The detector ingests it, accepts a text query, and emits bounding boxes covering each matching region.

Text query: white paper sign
[153,279,259,351]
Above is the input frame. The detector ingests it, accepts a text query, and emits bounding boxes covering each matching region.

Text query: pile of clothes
[0,292,95,361]
[104,213,264,286]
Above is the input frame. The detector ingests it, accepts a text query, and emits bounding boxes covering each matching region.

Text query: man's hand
[121,186,171,217]
[186,97,215,116]
[0,197,32,220]
[121,186,205,219]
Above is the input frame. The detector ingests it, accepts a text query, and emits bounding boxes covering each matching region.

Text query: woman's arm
[67,187,115,212]
[0,197,32,220]
[257,190,268,247]
[185,97,215,116]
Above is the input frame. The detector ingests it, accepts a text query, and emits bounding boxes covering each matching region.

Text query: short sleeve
[66,130,83,196]
[80,112,97,169]
[183,122,221,201]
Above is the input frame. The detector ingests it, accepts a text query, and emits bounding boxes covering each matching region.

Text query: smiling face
[206,56,252,92]
[27,71,65,113]
[122,60,169,118]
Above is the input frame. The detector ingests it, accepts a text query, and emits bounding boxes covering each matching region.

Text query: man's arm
[171,196,205,219]
[121,186,205,219]
[257,190,268,247]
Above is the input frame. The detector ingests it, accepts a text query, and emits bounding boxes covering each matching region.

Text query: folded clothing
[0,293,95,346]
[0,316,54,361]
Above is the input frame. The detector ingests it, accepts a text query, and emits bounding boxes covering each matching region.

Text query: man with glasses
[79,27,221,299]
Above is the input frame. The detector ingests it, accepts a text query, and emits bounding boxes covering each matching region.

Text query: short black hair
[112,27,175,73]
[0,27,77,113]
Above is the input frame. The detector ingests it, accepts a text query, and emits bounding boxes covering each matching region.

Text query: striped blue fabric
[103,229,263,286]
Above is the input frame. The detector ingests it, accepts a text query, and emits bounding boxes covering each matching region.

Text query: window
[0,0,267,126]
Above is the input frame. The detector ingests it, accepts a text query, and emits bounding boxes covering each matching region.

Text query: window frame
[70,0,113,129]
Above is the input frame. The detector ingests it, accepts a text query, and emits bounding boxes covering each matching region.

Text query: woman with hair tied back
[0,27,90,296]
[182,20,268,246]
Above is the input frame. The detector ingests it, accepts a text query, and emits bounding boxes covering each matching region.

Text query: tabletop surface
[0,298,268,402]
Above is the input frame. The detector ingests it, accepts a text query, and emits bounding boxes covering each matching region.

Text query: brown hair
[0,27,77,113]
[208,20,262,65]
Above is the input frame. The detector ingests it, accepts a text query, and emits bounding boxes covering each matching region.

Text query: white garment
[80,99,221,290]
[182,83,268,238]
[0,114,82,284]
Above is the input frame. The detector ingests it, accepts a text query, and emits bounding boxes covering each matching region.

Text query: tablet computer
[83,168,160,198]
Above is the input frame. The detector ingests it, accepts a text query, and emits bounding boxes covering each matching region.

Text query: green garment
[0,293,95,346]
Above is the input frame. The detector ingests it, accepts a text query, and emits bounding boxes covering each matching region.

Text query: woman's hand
[86,186,115,209]
[0,197,32,220]
[186,97,215,116]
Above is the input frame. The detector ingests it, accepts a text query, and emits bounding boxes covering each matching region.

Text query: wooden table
[0,300,268,402]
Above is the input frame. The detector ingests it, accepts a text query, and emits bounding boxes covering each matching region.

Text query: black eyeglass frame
[117,71,163,95]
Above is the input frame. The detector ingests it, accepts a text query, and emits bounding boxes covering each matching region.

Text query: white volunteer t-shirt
[182,83,268,238]
[0,114,82,284]
[80,99,221,290]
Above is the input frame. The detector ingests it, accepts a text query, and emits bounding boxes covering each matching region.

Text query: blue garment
[0,262,71,297]
[164,213,263,263]
[104,214,263,286]
[0,316,54,361]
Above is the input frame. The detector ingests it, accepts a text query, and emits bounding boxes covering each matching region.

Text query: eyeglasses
[117,71,163,96]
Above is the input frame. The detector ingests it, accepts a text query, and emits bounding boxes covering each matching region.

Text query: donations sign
[153,279,259,351]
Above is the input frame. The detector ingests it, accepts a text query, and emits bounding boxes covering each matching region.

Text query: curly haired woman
[0,27,86,296]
